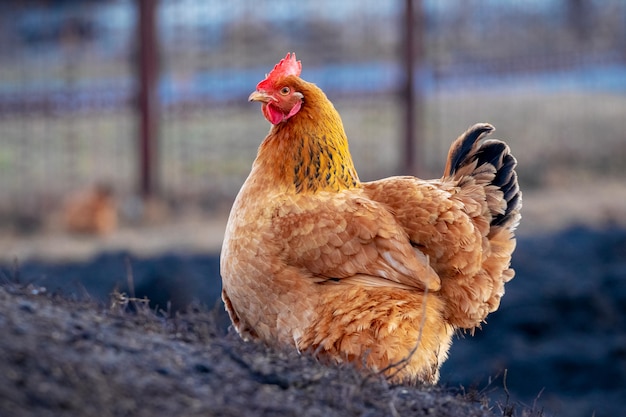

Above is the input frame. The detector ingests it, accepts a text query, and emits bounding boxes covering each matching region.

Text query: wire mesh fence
[0,0,625,225]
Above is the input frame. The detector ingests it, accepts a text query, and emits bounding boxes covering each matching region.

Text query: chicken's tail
[444,123,522,234]
[437,124,521,329]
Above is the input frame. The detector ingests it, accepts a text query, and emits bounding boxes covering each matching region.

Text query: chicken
[62,183,117,235]
[220,53,521,384]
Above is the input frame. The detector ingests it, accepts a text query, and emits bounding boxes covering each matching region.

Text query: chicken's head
[249,52,304,125]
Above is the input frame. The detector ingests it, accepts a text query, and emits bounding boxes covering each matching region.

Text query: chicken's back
[364,124,521,329]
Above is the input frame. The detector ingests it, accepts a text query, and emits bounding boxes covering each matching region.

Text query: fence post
[138,0,159,198]
[402,0,423,176]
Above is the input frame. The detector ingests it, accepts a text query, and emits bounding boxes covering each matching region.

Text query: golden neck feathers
[255,81,360,193]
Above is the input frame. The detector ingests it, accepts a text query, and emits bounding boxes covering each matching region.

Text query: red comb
[256,53,302,90]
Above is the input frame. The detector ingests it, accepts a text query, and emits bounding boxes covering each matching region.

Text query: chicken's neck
[255,90,360,194]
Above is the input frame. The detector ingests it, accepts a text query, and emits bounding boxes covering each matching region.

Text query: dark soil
[2,225,625,417]
[0,284,513,417]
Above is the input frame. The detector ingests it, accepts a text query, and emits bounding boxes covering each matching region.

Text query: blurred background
[0,1,625,416]
[1,0,625,244]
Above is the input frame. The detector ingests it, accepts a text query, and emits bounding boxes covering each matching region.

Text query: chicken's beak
[248,90,273,103]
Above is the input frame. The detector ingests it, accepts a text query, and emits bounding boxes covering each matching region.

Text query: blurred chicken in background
[62,183,117,235]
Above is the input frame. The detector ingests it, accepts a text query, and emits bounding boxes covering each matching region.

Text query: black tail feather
[474,141,506,170]
[446,123,521,229]
[446,123,494,177]
[492,153,516,188]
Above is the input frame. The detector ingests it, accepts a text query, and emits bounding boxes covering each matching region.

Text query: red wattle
[263,102,301,125]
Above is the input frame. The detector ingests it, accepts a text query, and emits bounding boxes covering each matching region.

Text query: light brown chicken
[62,183,117,235]
[220,53,521,384]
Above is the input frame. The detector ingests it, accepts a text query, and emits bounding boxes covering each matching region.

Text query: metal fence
[1,0,625,223]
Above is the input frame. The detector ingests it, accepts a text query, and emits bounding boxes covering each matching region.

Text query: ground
[0,281,524,417]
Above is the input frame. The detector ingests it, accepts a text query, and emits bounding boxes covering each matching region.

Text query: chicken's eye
[280,86,290,95]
